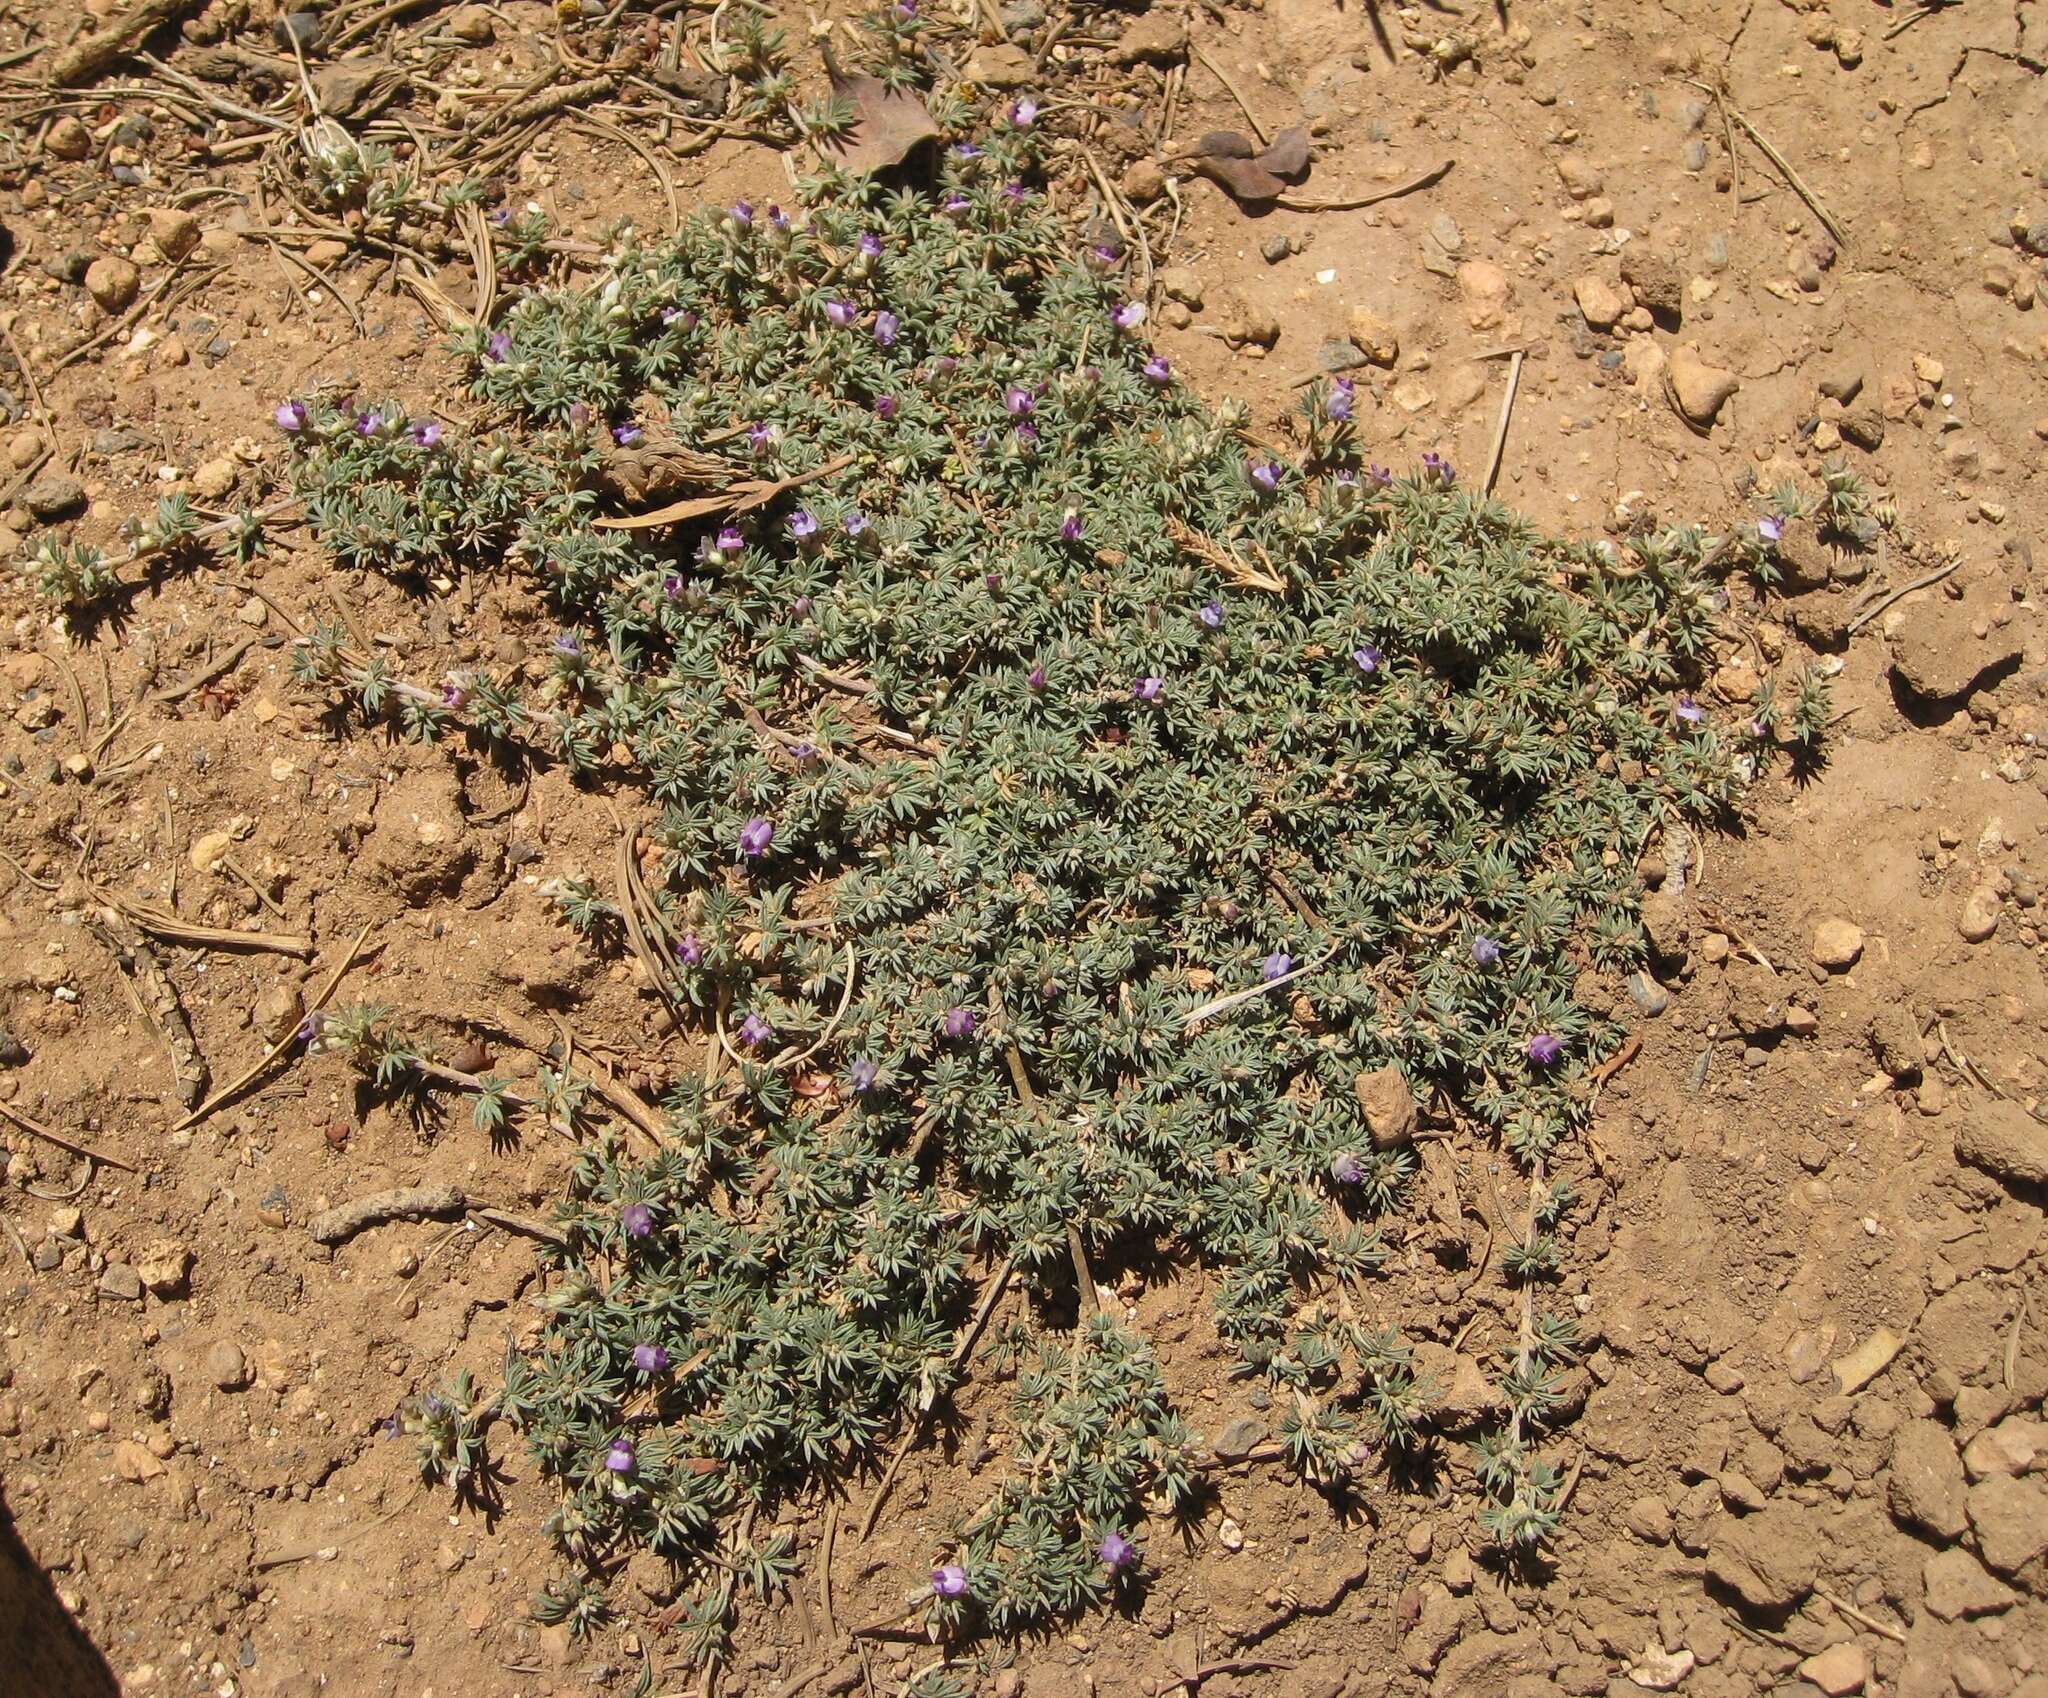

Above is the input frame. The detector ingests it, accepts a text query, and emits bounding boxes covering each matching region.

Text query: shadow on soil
[0,1485,120,1698]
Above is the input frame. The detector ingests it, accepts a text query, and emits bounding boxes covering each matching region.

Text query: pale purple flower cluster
[739,816,775,858]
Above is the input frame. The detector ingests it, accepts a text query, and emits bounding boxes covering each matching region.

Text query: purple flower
[1757,515,1784,544]
[824,299,857,329]
[943,193,971,217]
[1099,1531,1136,1570]
[1060,509,1084,542]
[489,207,511,226]
[1111,301,1146,332]
[663,573,685,597]
[275,400,307,432]
[1675,694,1705,725]
[943,1007,977,1040]
[874,310,900,347]
[1014,421,1039,449]
[569,401,591,431]
[951,141,981,160]
[1009,97,1038,127]
[985,572,1003,594]
[676,932,703,967]
[717,524,745,556]
[631,1343,669,1376]
[1085,242,1121,270]
[740,1013,773,1048]
[613,422,642,446]
[895,0,915,15]
[1330,1152,1364,1186]
[484,332,511,363]
[1198,600,1223,630]
[660,304,685,325]
[858,231,883,259]
[767,205,789,231]
[1327,379,1354,423]
[1471,934,1502,967]
[875,394,898,420]
[1133,676,1165,703]
[439,681,467,710]
[1001,182,1026,205]
[790,740,819,767]
[411,419,442,448]
[296,1010,328,1045]
[1142,355,1172,387]
[1526,1032,1564,1066]
[1004,386,1035,416]
[931,1562,969,1598]
[789,509,819,541]
[1262,951,1293,982]
[1026,664,1047,694]
[1352,645,1382,675]
[605,1439,636,1474]
[1368,464,1394,488]
[1421,451,1454,486]
[729,200,754,228]
[791,595,814,619]
[621,1202,654,1238]
[739,816,775,858]
[849,1058,880,1094]
[353,409,383,437]
[843,513,869,540]
[1250,460,1281,494]
[748,422,775,456]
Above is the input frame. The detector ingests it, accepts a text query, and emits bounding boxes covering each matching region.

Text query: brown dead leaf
[816,51,940,177]
[311,59,408,121]
[597,433,741,507]
[1181,126,1313,205]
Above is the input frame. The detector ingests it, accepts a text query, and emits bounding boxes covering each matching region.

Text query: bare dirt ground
[0,0,2045,1695]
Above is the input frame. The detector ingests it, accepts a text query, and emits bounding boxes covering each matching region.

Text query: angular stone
[1705,1507,1817,1615]
[1666,343,1739,427]
[1810,918,1863,969]
[1962,1416,2048,1481]
[1354,1065,1416,1149]
[135,1239,192,1297]
[1348,307,1400,366]
[1619,247,1684,318]
[147,208,200,262]
[1966,1475,2048,1576]
[1922,1547,2017,1619]
[1574,274,1626,330]
[1887,1420,1968,1541]
[1955,1099,2048,1188]
[1799,1643,1868,1697]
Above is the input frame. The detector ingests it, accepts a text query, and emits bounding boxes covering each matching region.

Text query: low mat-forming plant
[263,27,1808,1666]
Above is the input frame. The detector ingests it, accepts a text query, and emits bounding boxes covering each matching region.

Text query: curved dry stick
[770,944,858,1071]
[0,1100,136,1174]
[1273,158,1453,213]
[172,921,374,1131]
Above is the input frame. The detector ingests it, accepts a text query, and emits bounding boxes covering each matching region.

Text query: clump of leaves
[279,19,1803,1661]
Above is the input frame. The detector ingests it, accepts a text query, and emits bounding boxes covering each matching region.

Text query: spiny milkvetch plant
[279,28,1794,1660]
